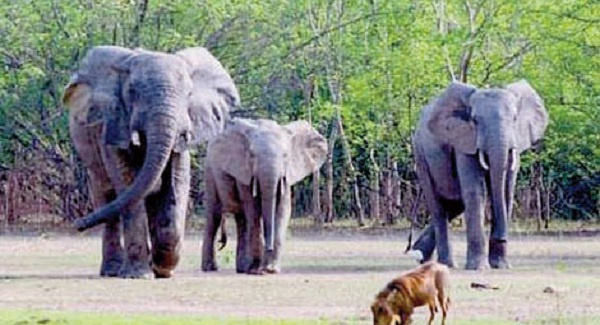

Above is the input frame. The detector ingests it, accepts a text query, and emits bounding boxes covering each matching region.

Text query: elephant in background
[201,118,327,274]
[409,80,548,270]
[63,46,239,278]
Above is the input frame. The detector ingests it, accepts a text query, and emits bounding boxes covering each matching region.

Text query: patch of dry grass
[0,234,599,324]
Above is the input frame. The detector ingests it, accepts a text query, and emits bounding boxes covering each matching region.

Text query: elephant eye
[128,87,138,100]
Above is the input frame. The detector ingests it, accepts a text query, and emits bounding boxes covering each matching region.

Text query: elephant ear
[506,80,549,153]
[62,73,93,125]
[176,47,241,146]
[207,119,256,186]
[427,82,478,154]
[285,120,328,185]
[62,46,136,149]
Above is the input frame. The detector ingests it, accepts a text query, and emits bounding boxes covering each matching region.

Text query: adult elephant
[201,118,327,274]
[62,46,239,278]
[408,80,548,270]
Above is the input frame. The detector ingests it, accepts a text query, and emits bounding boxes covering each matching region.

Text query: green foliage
[0,0,598,220]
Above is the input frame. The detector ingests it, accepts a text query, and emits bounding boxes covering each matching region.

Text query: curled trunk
[75,113,178,231]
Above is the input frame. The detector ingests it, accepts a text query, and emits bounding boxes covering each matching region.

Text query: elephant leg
[119,204,153,278]
[102,148,152,279]
[245,206,263,275]
[456,154,487,270]
[418,168,454,267]
[411,145,456,267]
[432,209,454,267]
[201,171,222,272]
[234,212,249,273]
[87,172,124,277]
[239,185,263,275]
[264,189,291,274]
[72,123,124,276]
[200,210,222,272]
[147,151,190,278]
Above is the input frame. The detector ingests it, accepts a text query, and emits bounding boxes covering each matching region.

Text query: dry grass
[0,232,599,324]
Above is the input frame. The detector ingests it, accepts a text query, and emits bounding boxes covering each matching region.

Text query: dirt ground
[1,231,599,323]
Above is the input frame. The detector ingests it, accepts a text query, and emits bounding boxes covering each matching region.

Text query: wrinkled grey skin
[63,46,239,278]
[201,118,327,274]
[409,80,548,270]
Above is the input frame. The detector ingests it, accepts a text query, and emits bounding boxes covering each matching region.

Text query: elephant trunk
[488,146,509,241]
[260,177,279,252]
[75,110,178,231]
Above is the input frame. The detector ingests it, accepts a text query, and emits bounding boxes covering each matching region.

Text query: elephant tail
[218,216,227,251]
[404,189,422,253]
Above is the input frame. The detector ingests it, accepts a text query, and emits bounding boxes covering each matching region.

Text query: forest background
[0,0,598,230]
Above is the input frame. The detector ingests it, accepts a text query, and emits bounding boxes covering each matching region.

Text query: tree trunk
[335,113,365,226]
[535,186,542,231]
[304,75,323,228]
[382,161,393,225]
[312,170,322,227]
[7,169,17,225]
[323,119,337,224]
[392,162,402,222]
[523,187,531,220]
[130,0,149,47]
[369,149,380,223]
[544,176,551,229]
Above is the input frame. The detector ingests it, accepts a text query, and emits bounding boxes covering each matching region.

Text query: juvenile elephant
[409,80,548,270]
[201,118,327,274]
[63,46,239,278]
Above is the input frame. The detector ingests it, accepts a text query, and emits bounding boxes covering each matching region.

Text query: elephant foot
[235,263,249,274]
[100,257,124,277]
[246,257,264,275]
[235,256,252,274]
[465,258,488,270]
[489,239,510,269]
[201,259,219,272]
[263,264,281,274]
[152,265,173,278]
[466,246,487,270]
[437,257,455,269]
[119,262,154,279]
[247,268,264,276]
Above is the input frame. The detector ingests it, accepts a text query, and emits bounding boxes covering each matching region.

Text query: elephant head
[207,118,327,251]
[427,80,548,242]
[62,46,240,230]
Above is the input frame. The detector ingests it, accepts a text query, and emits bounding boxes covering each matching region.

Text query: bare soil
[0,232,599,323]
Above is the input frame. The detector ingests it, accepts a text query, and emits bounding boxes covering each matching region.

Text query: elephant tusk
[252,178,258,197]
[510,149,518,171]
[131,131,141,146]
[478,150,490,171]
